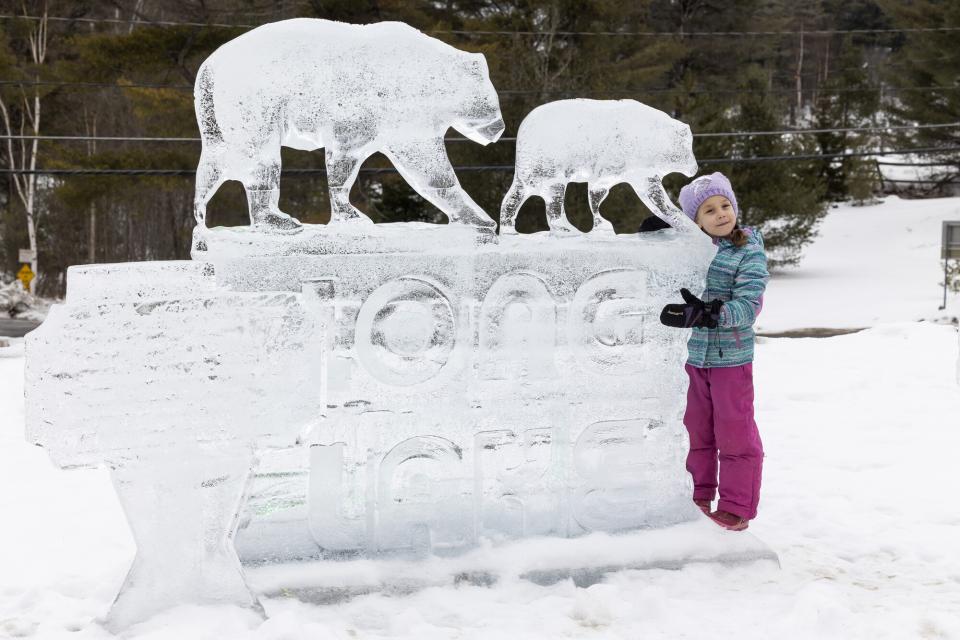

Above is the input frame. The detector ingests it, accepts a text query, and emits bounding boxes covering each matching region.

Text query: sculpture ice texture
[193,18,505,232]
[500,99,698,234]
[21,19,743,629]
[215,231,717,564]
[25,262,324,630]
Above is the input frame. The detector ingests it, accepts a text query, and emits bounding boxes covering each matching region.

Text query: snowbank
[0,280,50,322]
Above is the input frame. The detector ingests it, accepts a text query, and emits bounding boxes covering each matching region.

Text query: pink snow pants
[683,363,764,520]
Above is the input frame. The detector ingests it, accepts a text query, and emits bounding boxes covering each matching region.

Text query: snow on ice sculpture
[24,262,323,631]
[193,18,504,232]
[500,99,698,234]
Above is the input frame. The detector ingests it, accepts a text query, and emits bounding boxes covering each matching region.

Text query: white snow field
[2,195,959,639]
[758,195,960,332]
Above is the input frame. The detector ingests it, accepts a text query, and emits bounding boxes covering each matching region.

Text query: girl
[659,172,769,531]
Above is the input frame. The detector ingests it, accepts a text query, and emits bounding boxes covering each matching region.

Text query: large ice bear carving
[194,19,505,232]
[500,99,698,234]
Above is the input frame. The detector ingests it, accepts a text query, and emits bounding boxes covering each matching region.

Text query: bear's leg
[545,182,577,234]
[384,139,495,229]
[588,184,614,234]
[499,176,530,235]
[194,147,225,226]
[239,140,302,232]
[325,147,373,224]
[634,176,694,232]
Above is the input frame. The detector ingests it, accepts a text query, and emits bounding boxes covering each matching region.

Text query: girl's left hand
[659,288,723,329]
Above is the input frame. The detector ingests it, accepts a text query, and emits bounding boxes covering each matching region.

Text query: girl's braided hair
[729,224,749,248]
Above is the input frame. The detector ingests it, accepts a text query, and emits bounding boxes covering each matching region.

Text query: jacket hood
[745,226,764,249]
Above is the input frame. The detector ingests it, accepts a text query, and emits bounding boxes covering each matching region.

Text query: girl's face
[695,195,737,237]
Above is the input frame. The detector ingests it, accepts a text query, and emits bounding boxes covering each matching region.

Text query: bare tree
[82,105,98,263]
[0,1,49,292]
[794,21,804,124]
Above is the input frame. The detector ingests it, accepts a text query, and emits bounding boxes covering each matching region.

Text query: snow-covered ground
[0,281,50,323]
[758,195,960,332]
[2,196,959,639]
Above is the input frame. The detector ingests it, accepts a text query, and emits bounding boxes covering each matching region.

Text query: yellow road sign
[17,264,34,291]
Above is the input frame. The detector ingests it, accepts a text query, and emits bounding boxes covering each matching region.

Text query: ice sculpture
[193,18,505,232]
[23,20,780,631]
[500,99,698,234]
[25,262,323,630]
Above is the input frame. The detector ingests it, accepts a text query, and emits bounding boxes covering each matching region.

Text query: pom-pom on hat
[679,172,738,221]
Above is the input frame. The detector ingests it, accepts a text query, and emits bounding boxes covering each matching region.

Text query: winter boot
[693,498,712,515]
[708,510,749,531]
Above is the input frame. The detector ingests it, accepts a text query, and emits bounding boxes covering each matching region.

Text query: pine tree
[705,70,827,266]
[812,38,880,201]
[878,0,959,186]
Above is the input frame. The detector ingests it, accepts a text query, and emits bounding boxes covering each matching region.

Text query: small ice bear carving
[194,19,505,232]
[499,99,698,234]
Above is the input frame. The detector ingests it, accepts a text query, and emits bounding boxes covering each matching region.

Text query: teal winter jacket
[687,227,769,368]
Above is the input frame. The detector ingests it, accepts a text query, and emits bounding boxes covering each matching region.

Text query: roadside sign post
[17,248,37,293]
[17,264,35,292]
[941,221,960,311]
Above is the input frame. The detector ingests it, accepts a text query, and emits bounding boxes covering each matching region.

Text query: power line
[880,177,959,184]
[876,160,959,167]
[498,86,959,96]
[0,13,251,30]
[1,134,200,142]
[3,146,958,176]
[0,61,954,98]
[2,13,960,36]
[3,122,958,144]
[441,28,960,37]
[3,77,959,98]
[694,122,960,137]
[34,59,934,85]
[699,146,960,164]
[0,166,506,176]
[0,79,193,90]
[199,1,310,18]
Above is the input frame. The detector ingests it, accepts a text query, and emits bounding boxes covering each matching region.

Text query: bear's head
[657,121,699,179]
[451,53,505,145]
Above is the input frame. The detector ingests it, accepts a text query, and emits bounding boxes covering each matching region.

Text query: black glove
[659,288,723,329]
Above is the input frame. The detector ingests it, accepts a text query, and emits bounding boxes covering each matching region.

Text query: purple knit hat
[678,172,739,221]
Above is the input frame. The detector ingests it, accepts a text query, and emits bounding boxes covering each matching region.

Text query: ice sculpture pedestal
[245,519,779,605]
[108,444,261,630]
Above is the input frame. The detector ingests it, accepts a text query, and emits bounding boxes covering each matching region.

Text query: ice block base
[246,519,779,604]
